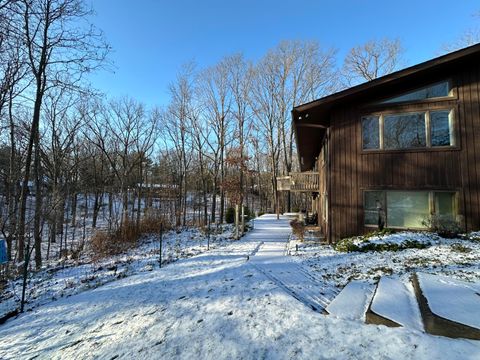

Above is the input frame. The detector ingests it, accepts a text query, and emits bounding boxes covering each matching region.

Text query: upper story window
[384,112,426,149]
[362,109,455,151]
[377,81,452,105]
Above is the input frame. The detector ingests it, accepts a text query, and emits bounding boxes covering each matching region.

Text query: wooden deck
[277,172,320,192]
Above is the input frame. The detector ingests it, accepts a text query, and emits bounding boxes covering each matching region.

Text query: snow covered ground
[291,231,480,288]
[0,225,235,320]
[0,215,479,359]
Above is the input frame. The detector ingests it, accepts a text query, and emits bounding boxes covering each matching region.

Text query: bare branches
[441,10,480,53]
[343,38,404,85]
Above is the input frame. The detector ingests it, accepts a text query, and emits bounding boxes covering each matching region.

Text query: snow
[0,225,235,320]
[248,214,332,311]
[417,272,480,330]
[0,215,479,359]
[326,280,375,321]
[294,232,480,289]
[350,231,435,247]
[370,277,423,331]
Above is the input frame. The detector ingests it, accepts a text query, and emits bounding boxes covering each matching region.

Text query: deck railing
[277,172,319,192]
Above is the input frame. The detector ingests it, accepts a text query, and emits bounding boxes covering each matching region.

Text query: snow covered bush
[290,219,305,242]
[450,243,473,253]
[422,215,462,238]
[464,232,480,242]
[334,233,431,253]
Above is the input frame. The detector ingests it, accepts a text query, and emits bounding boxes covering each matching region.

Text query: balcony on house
[277,172,320,192]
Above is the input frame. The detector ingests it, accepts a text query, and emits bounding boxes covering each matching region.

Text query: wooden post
[241,205,245,236]
[207,218,210,250]
[159,223,163,268]
[276,191,280,220]
[235,204,239,240]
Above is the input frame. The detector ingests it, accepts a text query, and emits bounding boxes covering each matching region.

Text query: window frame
[373,79,455,106]
[363,189,459,229]
[361,108,457,152]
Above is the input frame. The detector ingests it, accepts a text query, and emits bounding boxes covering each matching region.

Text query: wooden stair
[412,273,480,340]
[365,277,423,331]
[325,280,375,321]
[325,273,480,340]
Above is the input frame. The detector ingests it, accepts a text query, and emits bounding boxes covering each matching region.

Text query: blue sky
[88,0,479,108]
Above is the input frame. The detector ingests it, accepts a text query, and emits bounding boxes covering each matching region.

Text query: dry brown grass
[139,209,170,234]
[290,219,305,242]
[91,210,171,259]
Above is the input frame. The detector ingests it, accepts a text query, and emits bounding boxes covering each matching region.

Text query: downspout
[327,127,333,244]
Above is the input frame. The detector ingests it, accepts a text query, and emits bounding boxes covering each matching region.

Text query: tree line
[0,0,413,270]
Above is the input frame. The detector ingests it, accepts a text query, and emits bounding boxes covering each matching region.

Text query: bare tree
[16,0,109,263]
[250,51,281,216]
[343,38,404,85]
[225,54,253,215]
[251,40,337,214]
[441,11,480,53]
[197,59,233,223]
[87,96,153,228]
[41,86,83,260]
[162,63,196,227]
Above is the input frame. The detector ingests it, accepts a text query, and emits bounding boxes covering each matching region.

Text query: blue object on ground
[0,239,7,264]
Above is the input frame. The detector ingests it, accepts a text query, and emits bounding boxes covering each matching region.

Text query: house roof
[293,43,480,171]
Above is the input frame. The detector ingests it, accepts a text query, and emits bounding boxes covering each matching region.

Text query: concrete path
[246,214,332,312]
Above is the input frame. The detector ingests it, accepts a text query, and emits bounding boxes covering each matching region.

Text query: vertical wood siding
[327,63,480,242]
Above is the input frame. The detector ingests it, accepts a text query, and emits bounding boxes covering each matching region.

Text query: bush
[290,219,305,242]
[225,207,235,224]
[422,214,462,238]
[91,209,171,259]
[91,218,151,259]
[451,243,472,253]
[334,236,429,253]
[140,208,170,234]
[365,228,395,237]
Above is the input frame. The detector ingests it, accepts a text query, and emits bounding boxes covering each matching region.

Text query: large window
[431,110,454,147]
[364,191,385,226]
[378,81,451,104]
[362,116,380,150]
[362,109,454,150]
[387,191,429,228]
[384,113,426,149]
[364,190,457,228]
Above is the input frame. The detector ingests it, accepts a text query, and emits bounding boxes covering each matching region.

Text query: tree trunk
[71,192,77,228]
[6,93,17,261]
[92,192,100,228]
[18,82,43,262]
[33,125,42,269]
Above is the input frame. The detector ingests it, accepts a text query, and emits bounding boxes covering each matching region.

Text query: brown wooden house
[282,43,480,243]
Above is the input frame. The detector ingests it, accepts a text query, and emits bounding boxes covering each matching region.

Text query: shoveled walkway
[246,214,332,312]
